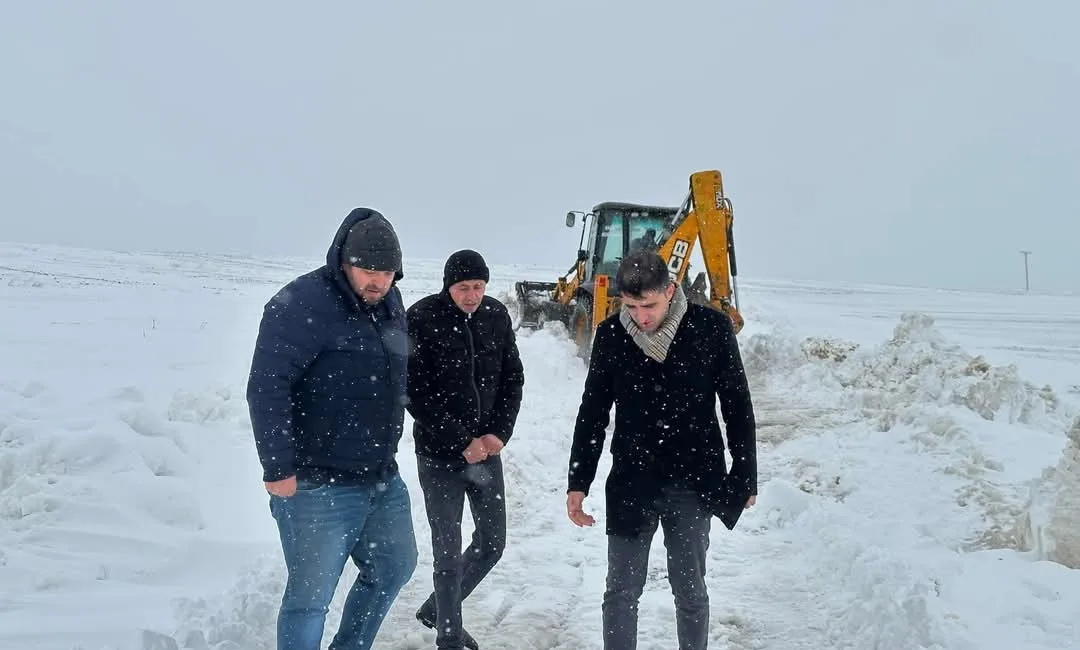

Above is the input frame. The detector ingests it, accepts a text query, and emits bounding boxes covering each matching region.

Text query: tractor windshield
[593,209,670,278]
[628,214,666,253]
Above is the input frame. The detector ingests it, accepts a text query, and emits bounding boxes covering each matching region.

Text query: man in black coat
[566,250,757,650]
[406,249,525,650]
[246,208,418,650]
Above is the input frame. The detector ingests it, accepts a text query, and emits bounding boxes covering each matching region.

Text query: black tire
[570,294,593,362]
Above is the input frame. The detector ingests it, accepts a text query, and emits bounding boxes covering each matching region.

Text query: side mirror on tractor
[565,211,576,227]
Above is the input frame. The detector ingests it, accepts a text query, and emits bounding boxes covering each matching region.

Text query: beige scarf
[619,285,688,363]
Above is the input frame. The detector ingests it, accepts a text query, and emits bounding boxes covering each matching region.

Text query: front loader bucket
[514,280,570,329]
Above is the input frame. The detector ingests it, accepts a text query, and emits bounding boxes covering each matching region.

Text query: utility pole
[1020,250,1031,292]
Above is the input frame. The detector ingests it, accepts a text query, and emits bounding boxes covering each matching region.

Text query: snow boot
[415,608,479,650]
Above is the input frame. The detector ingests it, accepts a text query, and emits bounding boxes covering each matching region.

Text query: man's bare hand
[566,491,595,527]
[480,434,504,455]
[463,438,488,464]
[745,495,756,509]
[265,476,297,497]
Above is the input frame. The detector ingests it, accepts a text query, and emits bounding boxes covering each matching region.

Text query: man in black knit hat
[405,249,525,650]
[247,208,418,650]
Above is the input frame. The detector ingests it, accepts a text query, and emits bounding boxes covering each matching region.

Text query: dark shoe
[416,609,479,650]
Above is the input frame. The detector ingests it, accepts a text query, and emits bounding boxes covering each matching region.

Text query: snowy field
[1,240,1078,650]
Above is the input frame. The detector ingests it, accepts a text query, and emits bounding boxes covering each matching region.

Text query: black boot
[416,607,479,650]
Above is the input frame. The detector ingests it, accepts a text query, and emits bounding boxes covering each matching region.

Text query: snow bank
[0,374,270,649]
[731,311,1080,648]
[745,312,1068,430]
[168,555,284,650]
[0,381,206,546]
[1018,417,1080,569]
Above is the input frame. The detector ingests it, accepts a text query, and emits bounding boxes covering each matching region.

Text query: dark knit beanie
[443,249,489,289]
[343,215,402,274]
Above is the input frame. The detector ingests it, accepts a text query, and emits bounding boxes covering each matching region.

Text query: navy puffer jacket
[246,208,409,484]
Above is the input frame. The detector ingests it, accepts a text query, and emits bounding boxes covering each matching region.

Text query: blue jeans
[269,472,418,650]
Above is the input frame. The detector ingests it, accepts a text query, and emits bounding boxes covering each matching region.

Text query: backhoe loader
[514,169,744,360]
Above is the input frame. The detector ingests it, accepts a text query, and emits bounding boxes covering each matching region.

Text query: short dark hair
[615,250,671,297]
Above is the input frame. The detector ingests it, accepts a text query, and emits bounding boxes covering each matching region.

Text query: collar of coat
[619,284,688,363]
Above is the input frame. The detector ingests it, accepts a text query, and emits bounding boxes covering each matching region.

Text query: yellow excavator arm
[656,170,744,332]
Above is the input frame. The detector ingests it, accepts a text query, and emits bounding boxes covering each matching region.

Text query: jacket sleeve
[245,290,324,482]
[714,314,758,496]
[487,311,525,443]
[405,309,474,453]
[567,323,616,495]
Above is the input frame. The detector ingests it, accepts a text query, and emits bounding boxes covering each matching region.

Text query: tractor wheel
[570,295,593,362]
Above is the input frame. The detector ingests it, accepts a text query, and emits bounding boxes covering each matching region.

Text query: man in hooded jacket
[405,249,525,650]
[246,207,418,650]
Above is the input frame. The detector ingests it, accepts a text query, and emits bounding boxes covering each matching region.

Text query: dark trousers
[416,454,506,650]
[603,487,712,650]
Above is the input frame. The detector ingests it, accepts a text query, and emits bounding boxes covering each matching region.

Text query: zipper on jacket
[368,306,394,406]
[464,312,482,420]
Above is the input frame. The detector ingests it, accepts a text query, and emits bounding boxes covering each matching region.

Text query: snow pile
[743,312,1076,551]
[730,311,1080,648]
[165,383,251,428]
[843,312,1062,429]
[747,312,1067,430]
[728,476,957,650]
[0,381,207,558]
[168,556,284,650]
[0,371,271,649]
[1019,417,1080,569]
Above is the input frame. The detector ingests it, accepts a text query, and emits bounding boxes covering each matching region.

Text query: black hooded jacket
[246,208,408,484]
[405,291,524,462]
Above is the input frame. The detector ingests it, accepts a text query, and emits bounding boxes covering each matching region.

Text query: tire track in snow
[703,389,847,650]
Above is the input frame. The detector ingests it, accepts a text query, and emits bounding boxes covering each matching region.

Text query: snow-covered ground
[1,240,1078,650]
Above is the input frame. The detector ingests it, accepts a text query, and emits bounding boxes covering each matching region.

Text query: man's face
[448,279,486,314]
[620,282,674,333]
[343,265,395,304]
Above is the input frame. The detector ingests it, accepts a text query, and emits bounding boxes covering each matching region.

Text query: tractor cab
[566,202,677,293]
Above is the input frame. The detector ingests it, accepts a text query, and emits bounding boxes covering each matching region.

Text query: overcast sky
[2,1,1077,292]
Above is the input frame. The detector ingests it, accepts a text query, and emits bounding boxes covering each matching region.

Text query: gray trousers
[416,454,506,650]
[603,487,712,650]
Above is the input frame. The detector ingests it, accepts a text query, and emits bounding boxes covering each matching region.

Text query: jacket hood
[326,207,404,282]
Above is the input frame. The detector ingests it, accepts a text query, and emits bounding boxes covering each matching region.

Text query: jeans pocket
[294,479,331,493]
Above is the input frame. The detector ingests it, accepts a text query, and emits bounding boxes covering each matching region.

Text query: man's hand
[463,438,488,464]
[566,491,595,527]
[745,495,756,509]
[480,434,504,456]
[265,475,297,497]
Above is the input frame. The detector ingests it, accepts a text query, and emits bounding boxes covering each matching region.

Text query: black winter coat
[246,209,409,485]
[406,292,525,462]
[567,303,757,536]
